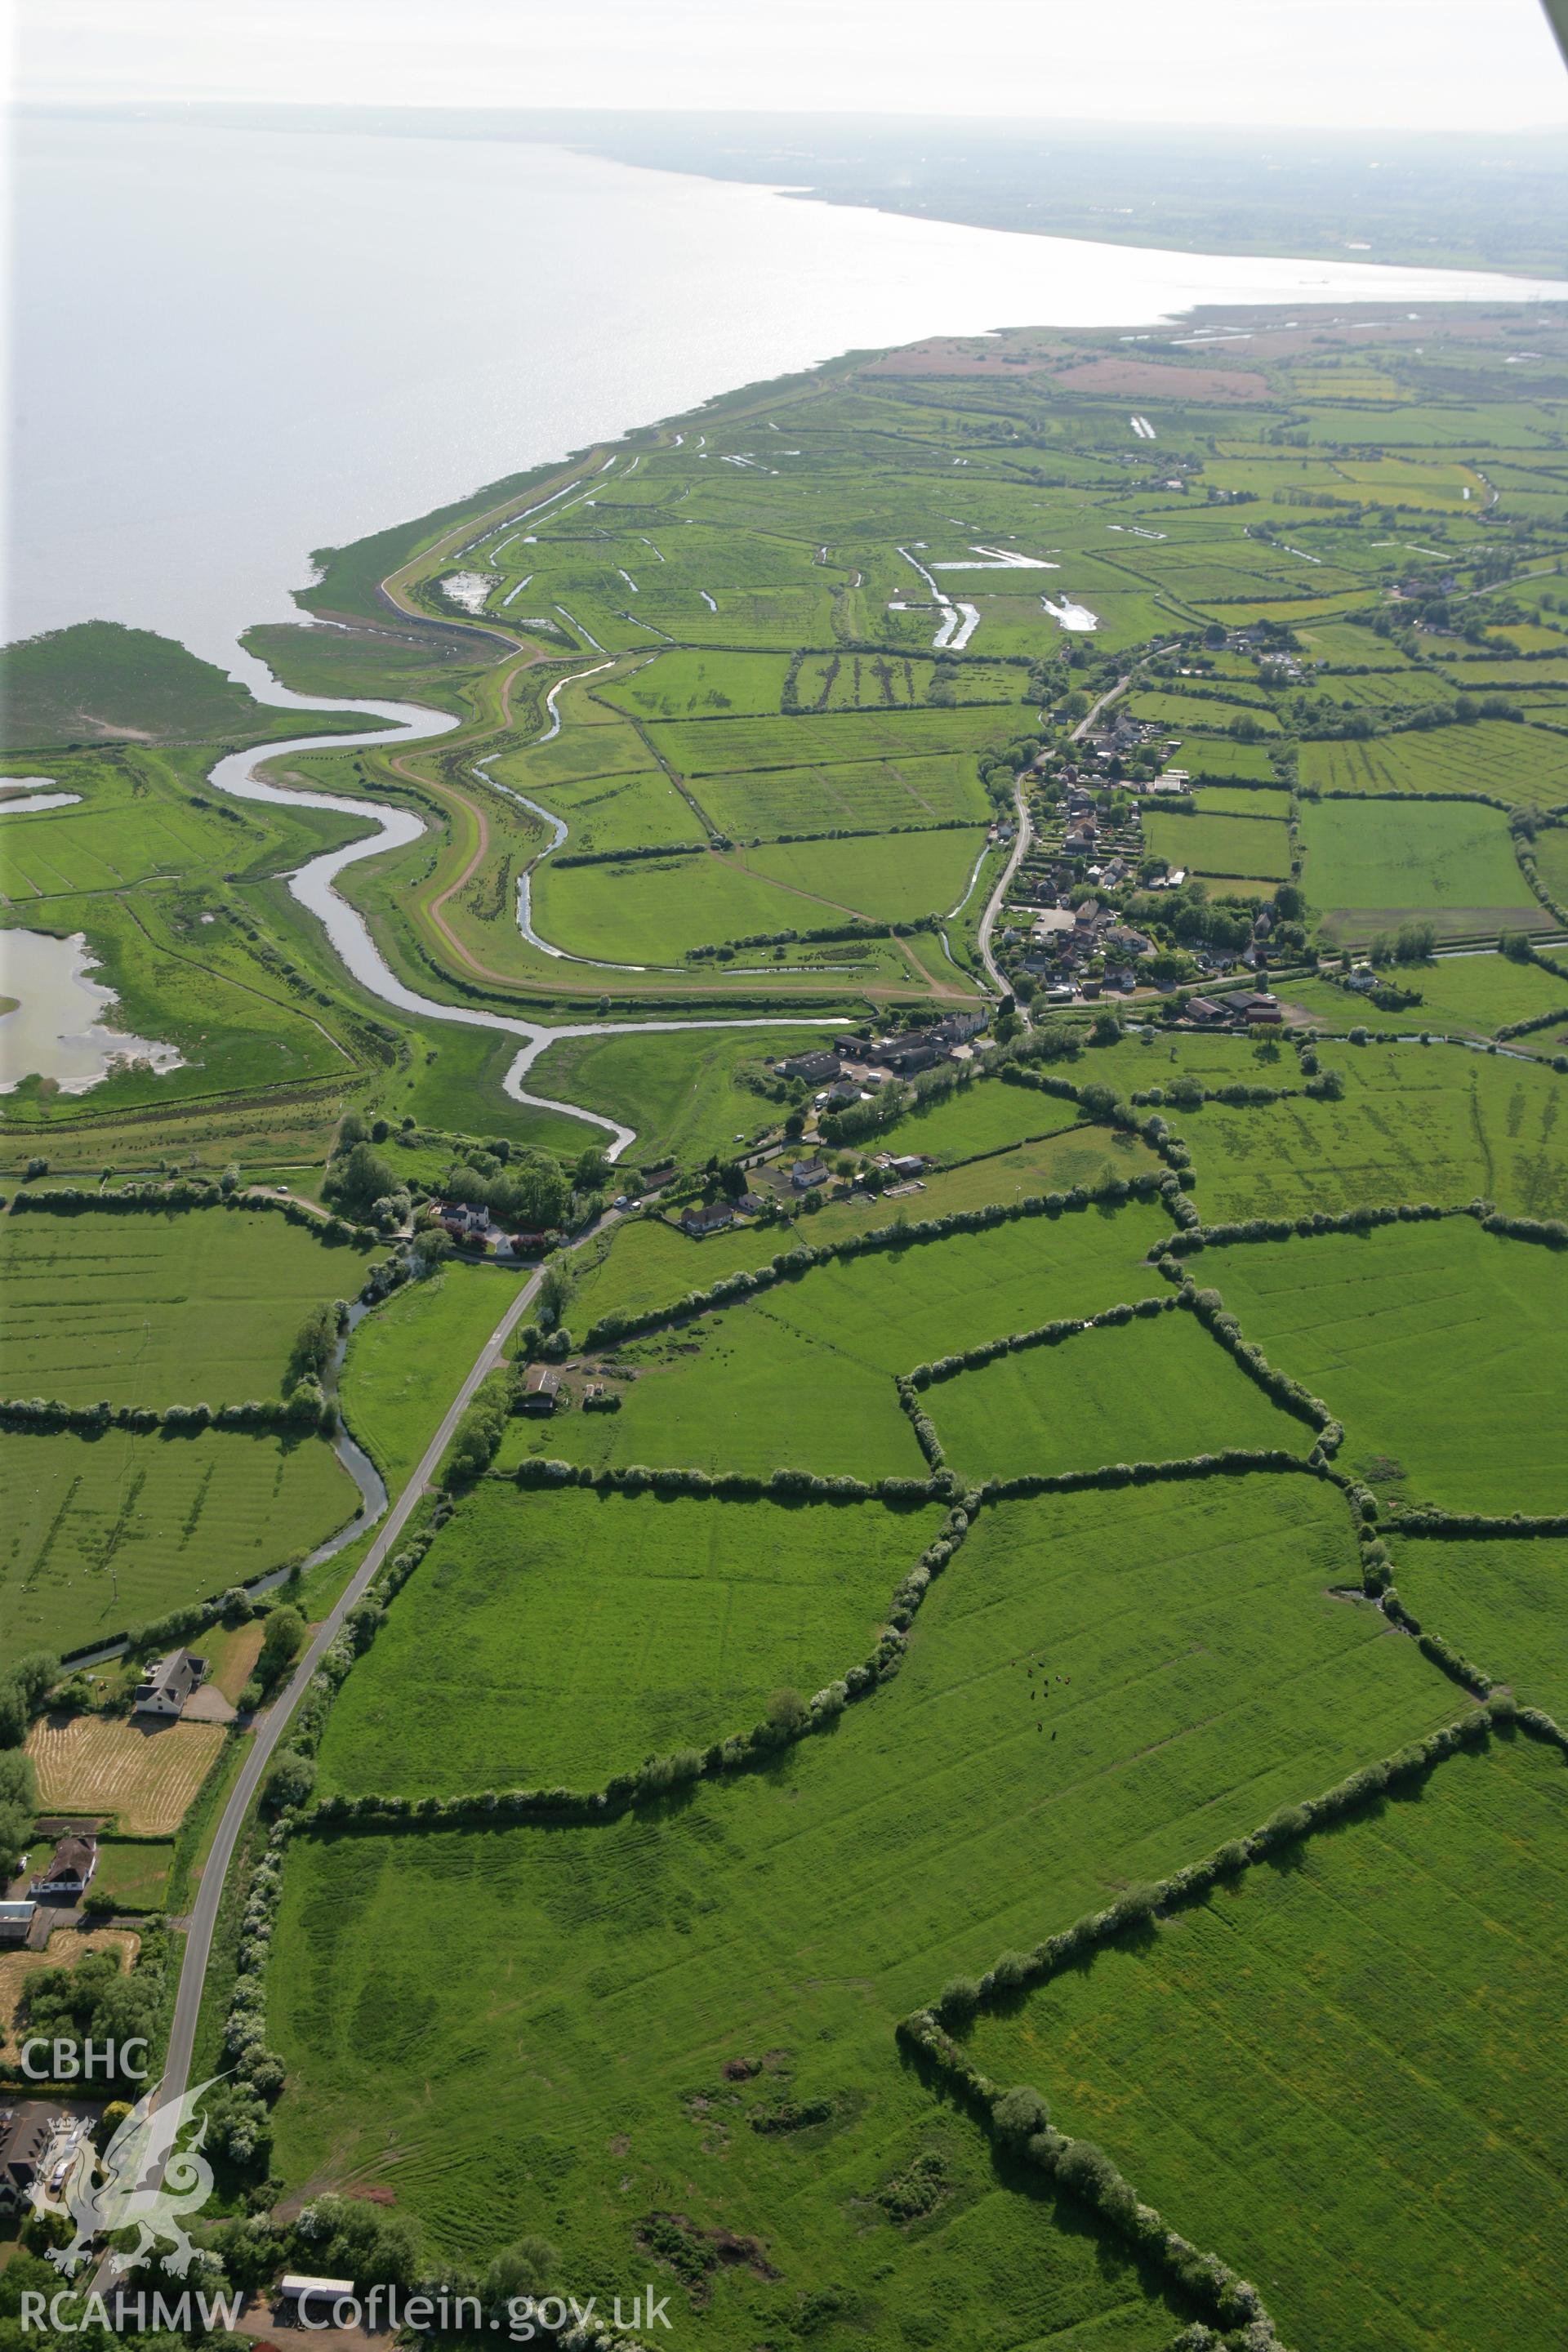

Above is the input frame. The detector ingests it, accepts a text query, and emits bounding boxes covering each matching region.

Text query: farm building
[0,1901,35,1946]
[278,2278,357,2325]
[132,1648,207,1719]
[520,1365,560,1416]
[778,1049,840,1085]
[29,1835,96,1900]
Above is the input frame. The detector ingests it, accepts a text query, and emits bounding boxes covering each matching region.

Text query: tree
[485,2240,558,2305]
[767,1687,809,1736]
[259,1606,305,1681]
[573,1147,612,1192]
[993,2085,1050,2146]
[324,1140,397,1217]
[262,1751,315,1814]
[0,1749,38,1872]
[535,1260,574,1331]
[288,1301,338,1389]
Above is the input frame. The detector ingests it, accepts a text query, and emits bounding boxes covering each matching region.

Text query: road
[154,1251,556,2118]
[974,675,1129,998]
[976,784,1032,995]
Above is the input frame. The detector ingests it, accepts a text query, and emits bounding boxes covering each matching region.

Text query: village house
[132,1647,207,1719]
[791,1160,830,1191]
[679,1200,735,1237]
[0,2106,63,2215]
[520,1365,560,1415]
[29,1834,96,1900]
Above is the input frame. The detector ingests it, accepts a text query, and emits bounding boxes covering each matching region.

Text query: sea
[7,112,1568,684]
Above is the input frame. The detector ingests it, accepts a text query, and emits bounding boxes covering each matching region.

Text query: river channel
[205,688,843,1159]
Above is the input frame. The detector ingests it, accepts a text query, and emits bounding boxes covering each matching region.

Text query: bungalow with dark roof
[679,1200,735,1237]
[29,1836,96,1900]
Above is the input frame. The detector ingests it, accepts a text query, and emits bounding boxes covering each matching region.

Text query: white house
[132,1649,207,1718]
[29,1837,96,1900]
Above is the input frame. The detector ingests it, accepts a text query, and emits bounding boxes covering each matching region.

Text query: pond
[0,929,183,1095]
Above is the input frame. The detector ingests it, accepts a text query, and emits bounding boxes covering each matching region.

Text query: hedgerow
[297,1495,978,1833]
[581,1184,1168,1348]
[899,1705,1525,2351]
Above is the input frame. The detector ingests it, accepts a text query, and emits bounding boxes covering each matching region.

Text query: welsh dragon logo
[35,2078,222,2278]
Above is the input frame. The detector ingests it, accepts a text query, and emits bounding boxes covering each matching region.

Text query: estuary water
[9,113,1568,682]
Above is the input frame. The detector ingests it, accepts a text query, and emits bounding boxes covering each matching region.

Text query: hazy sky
[11,0,1568,132]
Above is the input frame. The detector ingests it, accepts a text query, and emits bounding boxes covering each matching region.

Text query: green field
[1201,1215,1568,1514]
[1298,795,1535,921]
[501,1306,925,1481]
[340,1262,520,1485]
[1179,1042,1568,1224]
[317,1485,945,1797]
[872,1074,1084,1161]
[926,1301,1312,1482]
[966,1735,1568,2352]
[522,1024,842,1169]
[1390,1531,1568,1716]
[2,1423,356,1653]
[1143,808,1291,881]
[1298,719,1568,808]
[270,1474,1454,2334]
[1277,952,1568,1040]
[1,1205,359,1405]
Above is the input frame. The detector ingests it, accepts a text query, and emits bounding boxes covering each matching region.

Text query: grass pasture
[1298,796,1535,927]
[738,826,987,922]
[871,1074,1084,1161]
[1298,719,1568,808]
[1202,1216,1568,1516]
[523,1025,842,1169]
[27,1711,224,1835]
[1277,953,1568,1040]
[270,1474,1453,2336]
[693,752,991,841]
[926,1302,1312,1483]
[1182,1042,1568,1225]
[1143,808,1290,882]
[501,1307,924,1482]
[317,1486,944,1797]
[340,1262,519,1486]
[0,1205,353,1405]
[1389,1532,1568,1719]
[2,1424,355,1655]
[965,1735,1568,2352]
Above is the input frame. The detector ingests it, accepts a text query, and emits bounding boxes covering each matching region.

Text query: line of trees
[0,1387,334,1437]
[8,1183,376,1246]
[901,1700,1530,2350]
